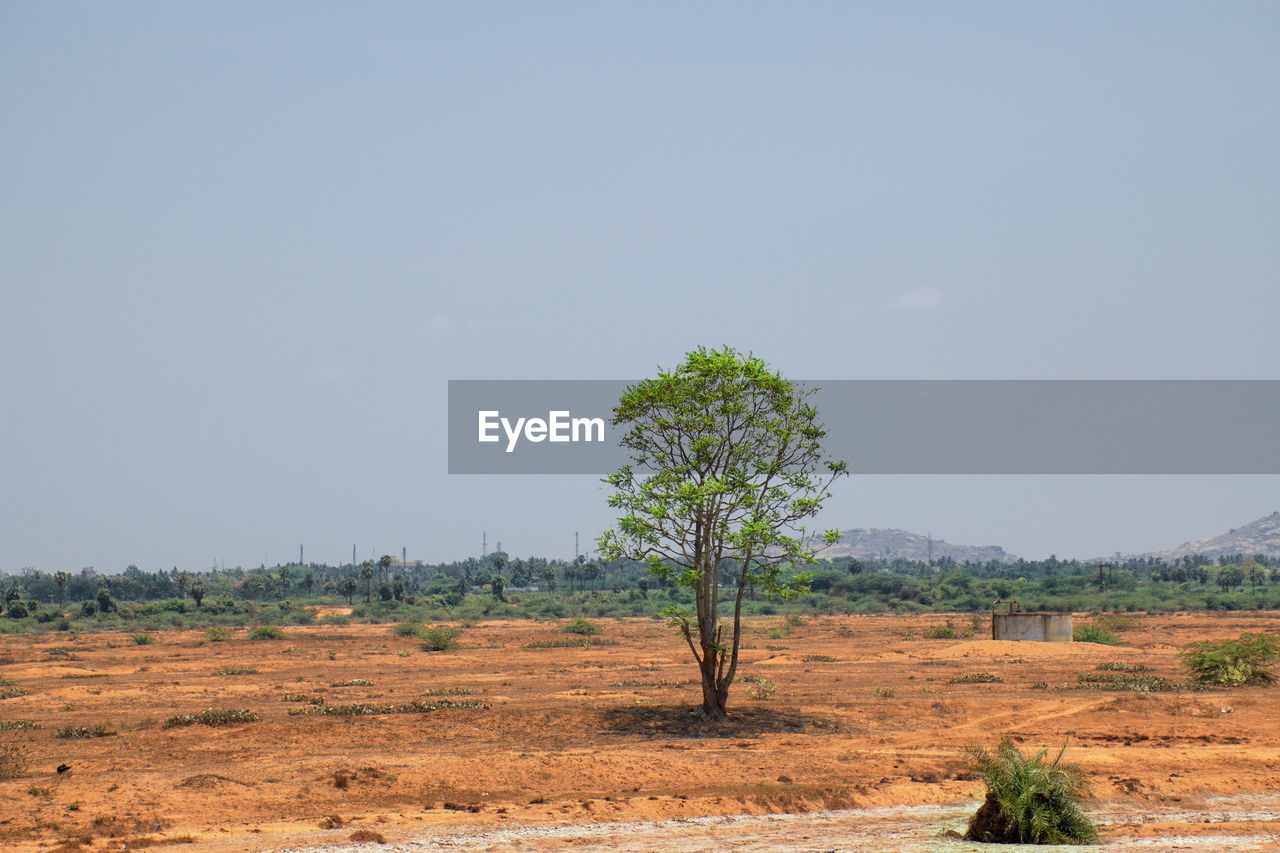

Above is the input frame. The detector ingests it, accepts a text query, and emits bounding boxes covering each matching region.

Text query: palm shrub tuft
[964,737,1098,845]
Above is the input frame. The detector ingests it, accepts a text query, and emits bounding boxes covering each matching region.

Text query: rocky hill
[823,528,1017,564]
[1143,511,1280,561]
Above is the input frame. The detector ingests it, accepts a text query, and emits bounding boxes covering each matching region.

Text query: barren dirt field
[2,613,1279,852]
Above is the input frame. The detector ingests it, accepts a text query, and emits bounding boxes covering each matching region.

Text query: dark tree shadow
[599,704,842,739]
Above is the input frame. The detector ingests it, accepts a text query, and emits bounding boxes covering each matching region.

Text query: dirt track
[1,613,1278,851]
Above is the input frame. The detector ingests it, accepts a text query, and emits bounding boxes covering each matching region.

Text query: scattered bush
[0,743,28,779]
[331,679,373,687]
[964,737,1098,844]
[162,709,259,728]
[391,622,422,638]
[561,618,601,636]
[526,637,619,649]
[0,720,40,731]
[802,655,837,663]
[1073,624,1119,645]
[742,675,777,700]
[55,725,116,739]
[283,693,326,705]
[1097,662,1150,672]
[949,672,1003,684]
[1180,632,1280,688]
[871,686,894,698]
[213,667,258,676]
[0,685,30,700]
[1076,673,1178,692]
[248,626,287,641]
[291,698,487,717]
[925,621,958,640]
[205,627,231,642]
[1093,613,1139,633]
[418,625,463,652]
[131,633,154,645]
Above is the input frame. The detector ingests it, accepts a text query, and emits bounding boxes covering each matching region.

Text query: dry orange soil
[1,613,1278,852]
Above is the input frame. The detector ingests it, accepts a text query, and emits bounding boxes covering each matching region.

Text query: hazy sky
[2,3,1277,572]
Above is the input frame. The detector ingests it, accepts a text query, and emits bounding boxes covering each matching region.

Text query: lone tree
[598,346,847,720]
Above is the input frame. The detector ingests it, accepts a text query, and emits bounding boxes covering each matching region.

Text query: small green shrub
[0,686,30,700]
[391,622,422,638]
[1180,632,1279,688]
[925,621,958,640]
[562,618,601,636]
[949,672,1003,684]
[418,625,463,652]
[964,737,1098,844]
[741,674,776,700]
[213,667,258,676]
[131,633,154,645]
[55,725,116,739]
[282,693,326,705]
[205,627,231,642]
[248,626,287,641]
[331,679,373,687]
[871,686,894,698]
[802,655,837,663]
[0,720,40,731]
[1073,624,1119,645]
[162,708,259,728]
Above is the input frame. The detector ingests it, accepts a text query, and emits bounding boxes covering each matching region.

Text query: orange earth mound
[0,612,1278,851]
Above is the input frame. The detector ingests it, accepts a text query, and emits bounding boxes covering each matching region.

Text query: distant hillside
[823,528,1017,564]
[1143,511,1280,561]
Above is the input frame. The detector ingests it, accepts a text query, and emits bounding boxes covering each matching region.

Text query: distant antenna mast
[402,546,406,563]
[575,531,580,561]
[352,544,356,566]
[300,543,304,566]
[927,533,933,567]
[482,532,487,557]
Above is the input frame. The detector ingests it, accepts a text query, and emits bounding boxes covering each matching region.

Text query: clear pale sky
[2,3,1277,572]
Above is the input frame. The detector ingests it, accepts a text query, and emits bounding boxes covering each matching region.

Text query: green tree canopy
[598,346,847,719]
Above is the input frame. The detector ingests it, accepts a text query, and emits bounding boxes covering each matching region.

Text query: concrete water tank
[991,612,1073,642]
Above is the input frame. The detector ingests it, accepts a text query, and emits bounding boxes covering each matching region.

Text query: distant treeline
[1,550,1279,632]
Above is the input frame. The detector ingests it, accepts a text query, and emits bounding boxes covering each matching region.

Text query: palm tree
[339,577,358,605]
[965,738,1097,844]
[54,571,70,608]
[360,561,375,602]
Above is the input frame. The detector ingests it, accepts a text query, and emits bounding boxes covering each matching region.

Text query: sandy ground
[0,612,1278,852]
